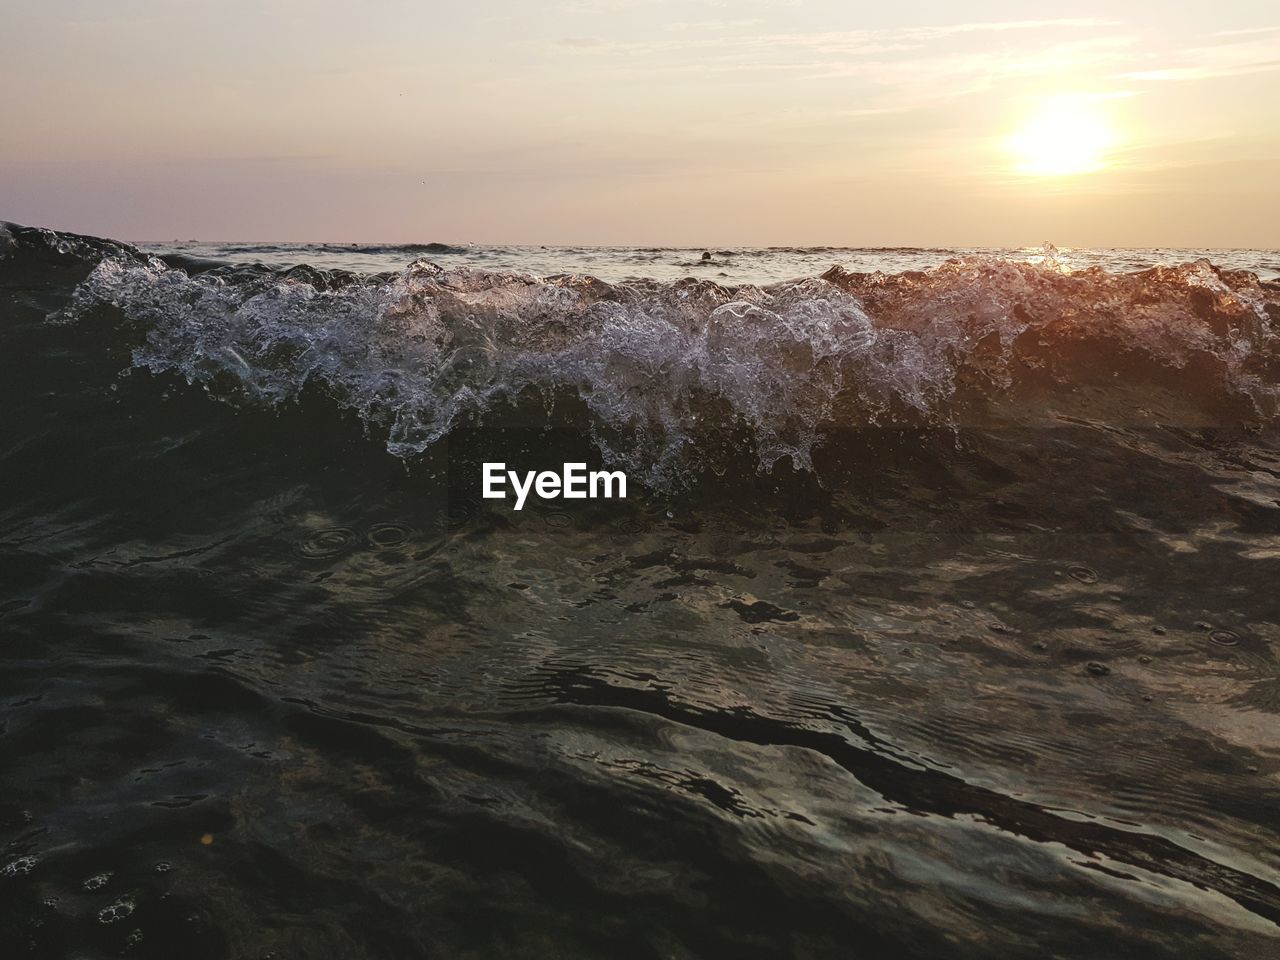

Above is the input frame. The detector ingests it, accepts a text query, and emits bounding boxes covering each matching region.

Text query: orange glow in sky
[1,2,1277,245]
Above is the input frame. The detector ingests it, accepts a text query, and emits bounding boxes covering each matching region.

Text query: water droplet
[1068,564,1099,584]
[97,897,136,924]
[295,527,356,560]
[444,499,480,530]
[366,522,411,548]
[2,855,36,877]
[83,871,113,890]
[1210,629,1239,646]
[610,516,649,543]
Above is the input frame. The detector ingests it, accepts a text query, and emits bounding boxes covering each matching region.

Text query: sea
[2,222,1279,958]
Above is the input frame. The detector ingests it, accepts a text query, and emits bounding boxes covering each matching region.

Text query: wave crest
[50,237,1280,486]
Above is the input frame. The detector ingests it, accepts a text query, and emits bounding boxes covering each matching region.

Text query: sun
[1008,96,1116,177]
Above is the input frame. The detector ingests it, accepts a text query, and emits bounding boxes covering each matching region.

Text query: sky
[1,0,1278,246]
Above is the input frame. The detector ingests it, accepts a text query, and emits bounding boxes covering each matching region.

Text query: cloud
[546,22,1138,108]
[663,19,766,33]
[1127,62,1280,82]
[889,18,1121,41]
[1211,26,1280,38]
[547,18,1126,70]
[1122,32,1280,81]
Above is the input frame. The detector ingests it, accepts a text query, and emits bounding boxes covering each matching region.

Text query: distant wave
[359,242,469,256]
[202,241,470,256]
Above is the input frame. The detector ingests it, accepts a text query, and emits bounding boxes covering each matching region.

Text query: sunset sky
[2,1,1278,246]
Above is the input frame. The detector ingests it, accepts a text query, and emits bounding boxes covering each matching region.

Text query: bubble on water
[2,855,36,877]
[542,510,573,529]
[294,527,356,560]
[97,896,136,924]
[83,871,113,890]
[1085,662,1111,677]
[444,498,481,530]
[1068,564,1099,584]
[1210,629,1240,646]
[610,516,650,544]
[154,861,172,874]
[366,522,411,547]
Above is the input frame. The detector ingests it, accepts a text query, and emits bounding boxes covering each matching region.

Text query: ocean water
[2,221,1279,958]
[136,238,1280,285]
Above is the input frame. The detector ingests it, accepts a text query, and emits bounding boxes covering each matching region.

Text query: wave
[332,241,469,256]
[6,222,1280,488]
[171,240,471,257]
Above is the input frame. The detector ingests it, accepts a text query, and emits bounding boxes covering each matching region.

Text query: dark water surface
[2,224,1279,958]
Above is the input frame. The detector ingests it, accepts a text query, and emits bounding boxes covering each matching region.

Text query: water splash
[27,229,1280,487]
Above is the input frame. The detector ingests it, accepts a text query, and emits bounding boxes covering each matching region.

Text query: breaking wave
[6,222,1280,488]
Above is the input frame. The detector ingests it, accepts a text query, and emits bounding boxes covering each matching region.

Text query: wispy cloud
[663,19,765,32]
[562,0,801,10]
[1211,26,1280,38]
[884,18,1121,41]
[557,37,608,48]
[1127,63,1280,82]
[549,22,1137,105]
[812,36,1137,88]
[554,18,1121,59]
[1123,32,1280,81]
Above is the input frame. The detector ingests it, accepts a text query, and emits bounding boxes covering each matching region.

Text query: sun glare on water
[1009,97,1116,177]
